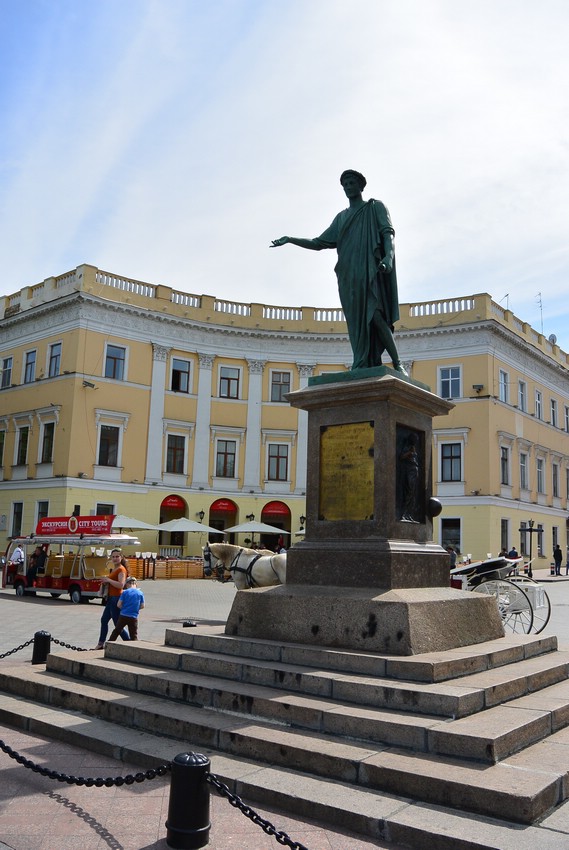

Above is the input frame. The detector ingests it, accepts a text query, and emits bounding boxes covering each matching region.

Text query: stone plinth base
[225,585,505,655]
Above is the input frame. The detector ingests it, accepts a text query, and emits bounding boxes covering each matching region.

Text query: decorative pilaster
[191,353,215,489]
[294,363,315,493]
[243,360,266,492]
[144,343,171,483]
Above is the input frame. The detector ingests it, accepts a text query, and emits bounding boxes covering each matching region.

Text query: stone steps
[46,650,569,764]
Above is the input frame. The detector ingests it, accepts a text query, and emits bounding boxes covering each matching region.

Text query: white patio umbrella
[158,518,224,535]
[223,520,290,535]
[112,515,161,531]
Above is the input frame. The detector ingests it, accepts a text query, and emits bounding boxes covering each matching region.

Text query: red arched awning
[161,494,186,510]
[261,501,291,517]
[210,499,238,513]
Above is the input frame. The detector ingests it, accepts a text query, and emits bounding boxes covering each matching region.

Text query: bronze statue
[272,170,406,373]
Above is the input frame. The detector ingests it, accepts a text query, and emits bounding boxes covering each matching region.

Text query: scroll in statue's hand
[270,237,289,247]
[377,257,393,274]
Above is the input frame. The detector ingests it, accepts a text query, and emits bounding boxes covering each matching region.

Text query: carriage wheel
[506,576,552,634]
[474,579,534,634]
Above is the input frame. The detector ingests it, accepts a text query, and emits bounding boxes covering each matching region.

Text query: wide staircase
[2,627,569,849]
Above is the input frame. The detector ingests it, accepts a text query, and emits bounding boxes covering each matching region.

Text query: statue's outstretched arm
[271,236,323,250]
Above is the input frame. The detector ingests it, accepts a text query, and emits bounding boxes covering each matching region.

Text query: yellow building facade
[1,266,568,564]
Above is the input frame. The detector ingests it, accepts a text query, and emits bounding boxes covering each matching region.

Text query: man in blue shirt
[107,577,145,642]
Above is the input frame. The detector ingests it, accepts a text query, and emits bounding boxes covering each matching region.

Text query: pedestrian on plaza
[108,577,145,642]
[553,544,563,576]
[446,546,457,568]
[93,549,129,649]
[508,546,519,559]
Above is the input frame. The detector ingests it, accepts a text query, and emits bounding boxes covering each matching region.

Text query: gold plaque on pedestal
[319,421,374,521]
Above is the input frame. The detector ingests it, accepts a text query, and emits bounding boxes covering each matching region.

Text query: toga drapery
[313,199,399,370]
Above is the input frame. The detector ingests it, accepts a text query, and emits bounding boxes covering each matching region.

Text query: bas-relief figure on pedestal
[272,169,406,374]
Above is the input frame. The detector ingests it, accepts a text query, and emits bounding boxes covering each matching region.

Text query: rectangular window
[171,358,190,393]
[553,463,559,498]
[441,517,461,552]
[17,427,29,465]
[105,345,126,380]
[535,390,542,420]
[216,440,236,477]
[499,370,508,403]
[0,430,4,467]
[24,350,36,383]
[1,356,12,388]
[500,519,509,553]
[565,406,569,433]
[518,380,527,412]
[98,425,119,466]
[219,367,239,399]
[551,399,558,427]
[270,371,291,402]
[48,342,62,377]
[41,422,55,463]
[536,458,545,493]
[268,444,288,481]
[567,468,569,500]
[553,526,559,548]
[520,453,528,490]
[500,446,509,485]
[166,435,185,474]
[37,501,49,523]
[96,503,115,515]
[441,443,461,482]
[519,520,527,556]
[12,502,23,537]
[439,366,460,399]
[537,523,544,557]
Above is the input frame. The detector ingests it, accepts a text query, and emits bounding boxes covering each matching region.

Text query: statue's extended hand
[271,237,289,248]
[378,256,393,274]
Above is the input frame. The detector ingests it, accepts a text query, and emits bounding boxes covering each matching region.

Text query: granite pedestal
[225,368,504,654]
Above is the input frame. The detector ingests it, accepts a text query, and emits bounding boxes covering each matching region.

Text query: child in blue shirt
[108,577,145,642]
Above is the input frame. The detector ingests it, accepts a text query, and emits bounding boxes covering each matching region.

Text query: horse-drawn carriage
[451,556,551,634]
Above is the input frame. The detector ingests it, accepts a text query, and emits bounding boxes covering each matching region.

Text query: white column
[191,353,214,489]
[243,359,265,492]
[144,344,170,483]
[294,363,315,493]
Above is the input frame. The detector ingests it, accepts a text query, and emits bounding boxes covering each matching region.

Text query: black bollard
[166,752,211,849]
[31,630,51,665]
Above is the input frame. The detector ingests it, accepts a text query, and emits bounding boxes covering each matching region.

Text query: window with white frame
[537,523,544,556]
[48,342,62,378]
[535,390,543,419]
[499,370,508,403]
[24,350,36,383]
[98,425,119,466]
[439,366,461,399]
[96,502,115,515]
[270,371,291,402]
[166,434,186,474]
[40,422,55,464]
[441,517,461,551]
[519,520,527,556]
[553,463,560,498]
[567,467,569,500]
[565,405,569,432]
[1,356,12,389]
[518,380,527,412]
[500,446,509,485]
[0,429,4,468]
[219,366,240,399]
[268,444,289,481]
[536,457,545,494]
[36,501,49,524]
[501,519,509,553]
[104,344,126,380]
[550,398,558,427]
[171,358,191,393]
[15,426,29,466]
[215,440,236,477]
[520,453,528,490]
[553,526,559,548]
[441,443,461,481]
[11,502,23,537]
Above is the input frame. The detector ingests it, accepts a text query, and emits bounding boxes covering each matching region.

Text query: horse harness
[227,548,280,588]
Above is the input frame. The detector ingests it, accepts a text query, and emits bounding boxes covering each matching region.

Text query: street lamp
[197,510,205,522]
[246,513,255,522]
[299,515,306,528]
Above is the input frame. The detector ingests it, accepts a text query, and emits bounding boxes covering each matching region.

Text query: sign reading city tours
[319,421,374,521]
[35,515,116,536]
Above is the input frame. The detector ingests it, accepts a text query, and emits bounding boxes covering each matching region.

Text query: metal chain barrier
[0,639,34,660]
[51,637,90,652]
[0,738,170,786]
[207,772,311,850]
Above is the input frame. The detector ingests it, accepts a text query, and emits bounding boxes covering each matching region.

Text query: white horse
[204,542,286,589]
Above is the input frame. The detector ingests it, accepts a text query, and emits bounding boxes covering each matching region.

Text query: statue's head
[340,169,366,190]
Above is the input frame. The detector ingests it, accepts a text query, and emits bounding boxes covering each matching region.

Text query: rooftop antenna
[498,293,509,310]
[536,292,543,334]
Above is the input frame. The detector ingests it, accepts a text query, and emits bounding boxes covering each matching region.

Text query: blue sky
[2,0,569,346]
